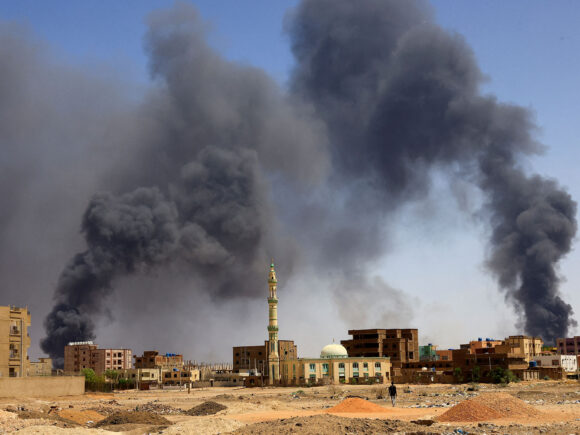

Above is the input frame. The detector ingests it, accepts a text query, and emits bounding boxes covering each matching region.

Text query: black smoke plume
[35,0,576,362]
[40,4,328,364]
[287,0,577,343]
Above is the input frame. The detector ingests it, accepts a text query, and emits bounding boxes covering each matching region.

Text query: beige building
[134,351,183,370]
[499,336,543,362]
[281,343,391,385]
[124,367,161,385]
[29,358,52,376]
[0,306,31,377]
[64,342,132,374]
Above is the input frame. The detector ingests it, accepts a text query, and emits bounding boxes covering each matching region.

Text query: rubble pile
[186,401,228,416]
[135,401,185,415]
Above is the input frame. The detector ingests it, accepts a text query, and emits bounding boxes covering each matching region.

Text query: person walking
[388,381,397,407]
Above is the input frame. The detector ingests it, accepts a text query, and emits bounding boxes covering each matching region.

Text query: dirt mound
[231,414,432,435]
[57,409,105,425]
[135,401,185,415]
[438,392,544,422]
[326,398,390,413]
[186,401,227,416]
[94,410,172,427]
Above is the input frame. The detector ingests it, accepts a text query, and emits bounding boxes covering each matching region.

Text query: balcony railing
[10,327,20,335]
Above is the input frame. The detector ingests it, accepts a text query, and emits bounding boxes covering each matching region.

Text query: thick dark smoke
[40,3,328,365]
[29,0,576,362]
[287,0,577,343]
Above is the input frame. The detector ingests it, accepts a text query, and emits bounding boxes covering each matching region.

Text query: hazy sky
[2,1,579,360]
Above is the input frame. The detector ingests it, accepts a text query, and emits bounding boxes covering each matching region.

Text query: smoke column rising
[287,0,577,343]
[37,0,577,363]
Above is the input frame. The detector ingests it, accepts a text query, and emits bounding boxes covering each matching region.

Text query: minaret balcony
[267,297,278,303]
[267,325,279,332]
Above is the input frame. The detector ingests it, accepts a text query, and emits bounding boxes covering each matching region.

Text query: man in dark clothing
[388,382,397,407]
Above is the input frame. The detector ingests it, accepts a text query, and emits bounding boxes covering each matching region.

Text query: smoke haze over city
[1,0,579,364]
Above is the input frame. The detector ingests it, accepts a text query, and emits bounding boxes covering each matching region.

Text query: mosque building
[233,261,391,386]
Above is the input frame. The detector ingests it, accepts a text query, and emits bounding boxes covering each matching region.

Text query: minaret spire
[267,260,280,384]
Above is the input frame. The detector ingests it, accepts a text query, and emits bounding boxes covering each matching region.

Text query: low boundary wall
[0,376,85,397]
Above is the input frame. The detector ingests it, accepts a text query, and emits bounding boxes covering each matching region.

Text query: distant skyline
[1,1,579,360]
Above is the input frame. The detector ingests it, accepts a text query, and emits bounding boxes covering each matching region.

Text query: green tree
[81,368,97,382]
[490,367,519,385]
[471,365,481,382]
[453,367,464,383]
[104,369,120,383]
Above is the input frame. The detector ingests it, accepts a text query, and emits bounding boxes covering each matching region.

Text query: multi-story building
[0,306,31,377]
[134,351,183,370]
[500,336,543,362]
[64,342,98,373]
[233,340,298,374]
[557,336,580,356]
[64,342,132,374]
[341,328,419,362]
[419,344,439,361]
[92,348,132,373]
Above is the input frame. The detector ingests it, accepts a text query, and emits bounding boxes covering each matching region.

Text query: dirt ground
[0,380,578,434]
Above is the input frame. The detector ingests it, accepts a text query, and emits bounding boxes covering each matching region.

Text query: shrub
[453,367,464,383]
[490,367,519,384]
[81,368,97,382]
[471,366,481,382]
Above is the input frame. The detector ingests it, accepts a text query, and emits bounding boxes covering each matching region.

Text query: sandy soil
[0,380,578,433]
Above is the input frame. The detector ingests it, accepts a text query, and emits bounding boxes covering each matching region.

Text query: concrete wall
[0,376,84,397]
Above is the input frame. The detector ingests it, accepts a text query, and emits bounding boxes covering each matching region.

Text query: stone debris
[135,401,185,415]
[185,401,228,416]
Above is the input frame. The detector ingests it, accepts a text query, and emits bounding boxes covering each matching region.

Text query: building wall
[64,343,131,374]
[64,343,98,373]
[436,350,453,361]
[162,368,200,385]
[0,306,31,378]
[503,336,543,362]
[468,339,503,353]
[0,376,84,397]
[233,345,266,373]
[280,357,391,385]
[233,340,298,375]
[535,355,578,372]
[341,328,418,377]
[29,358,52,376]
[91,349,132,373]
[557,336,580,356]
[134,351,183,370]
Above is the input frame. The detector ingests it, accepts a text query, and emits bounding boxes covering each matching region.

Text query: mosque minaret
[267,261,280,384]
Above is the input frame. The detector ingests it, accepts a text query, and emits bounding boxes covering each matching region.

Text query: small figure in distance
[388,381,397,407]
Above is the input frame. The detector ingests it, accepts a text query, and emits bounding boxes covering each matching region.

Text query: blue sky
[2,0,579,354]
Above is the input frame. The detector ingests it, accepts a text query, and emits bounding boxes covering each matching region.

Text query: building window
[363,363,368,369]
[375,362,381,368]
[339,363,345,369]
[353,362,359,369]
[322,363,329,373]
[309,363,316,372]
